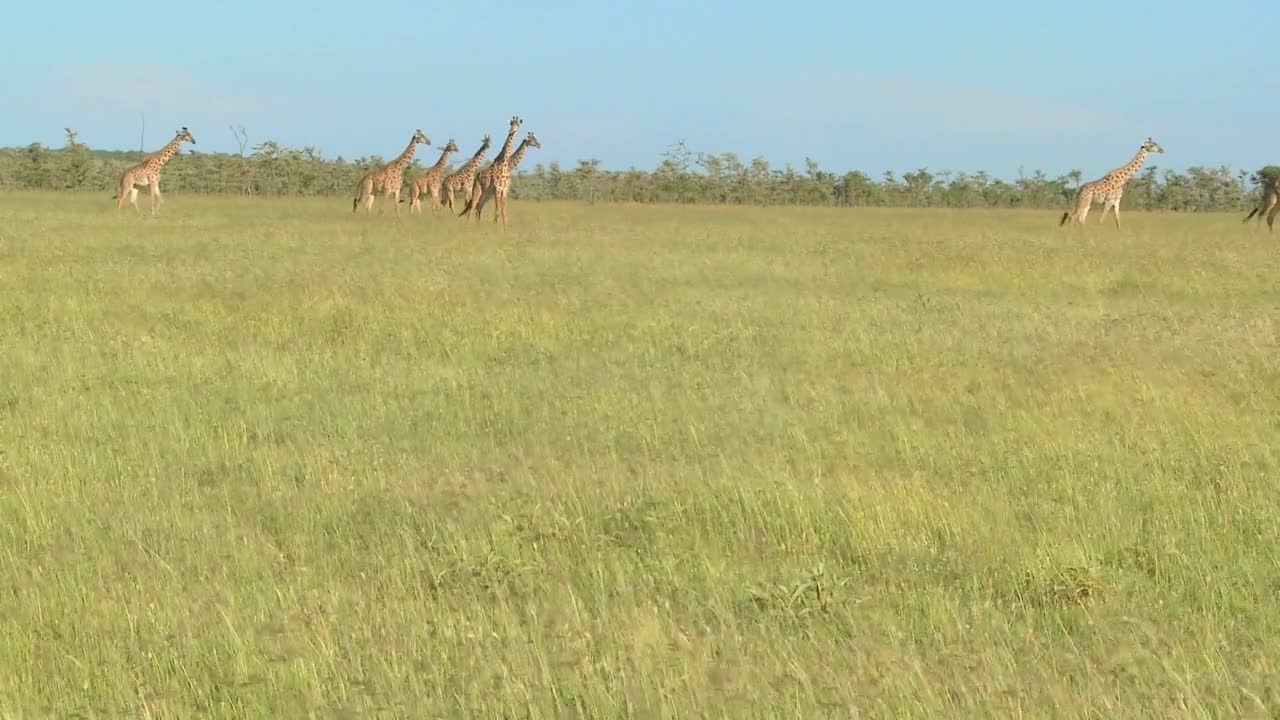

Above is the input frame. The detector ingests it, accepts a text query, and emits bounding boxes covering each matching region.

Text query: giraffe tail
[1243,208,1259,223]
[457,196,475,218]
[352,196,359,213]
[1058,211,1070,226]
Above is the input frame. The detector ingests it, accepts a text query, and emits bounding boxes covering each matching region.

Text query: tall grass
[1,192,1278,717]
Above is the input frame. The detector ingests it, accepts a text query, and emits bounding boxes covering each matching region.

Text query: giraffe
[113,127,196,214]
[459,116,524,223]
[440,135,492,213]
[404,139,459,215]
[1242,177,1279,232]
[352,129,430,215]
[1059,137,1164,229]
[461,132,540,225]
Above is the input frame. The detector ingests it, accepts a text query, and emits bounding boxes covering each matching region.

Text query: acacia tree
[58,128,92,190]
[1254,165,1280,185]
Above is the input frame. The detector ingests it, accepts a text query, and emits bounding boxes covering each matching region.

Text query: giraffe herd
[458,117,541,225]
[113,127,1276,232]
[345,114,540,224]
[111,116,543,226]
[346,116,540,224]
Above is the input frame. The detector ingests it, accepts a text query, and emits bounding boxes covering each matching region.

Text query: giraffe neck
[151,137,186,167]
[504,140,533,173]
[494,128,520,164]
[389,136,420,171]
[428,147,455,173]
[454,148,488,177]
[1109,148,1150,184]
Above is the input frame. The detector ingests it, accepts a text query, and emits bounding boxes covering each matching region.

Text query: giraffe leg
[1262,195,1278,232]
[471,185,487,223]
[408,185,420,215]
[493,182,509,225]
[1111,202,1121,230]
[430,187,442,213]
[462,183,483,222]
[1064,190,1091,226]
[354,178,372,214]
[148,181,162,216]
[475,187,494,223]
[390,186,402,217]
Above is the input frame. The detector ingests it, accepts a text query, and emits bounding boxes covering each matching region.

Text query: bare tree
[230,124,253,194]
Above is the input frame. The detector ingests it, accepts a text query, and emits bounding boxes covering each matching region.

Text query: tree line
[3,130,1276,212]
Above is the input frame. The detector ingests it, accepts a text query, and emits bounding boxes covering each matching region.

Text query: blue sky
[3,0,1277,179]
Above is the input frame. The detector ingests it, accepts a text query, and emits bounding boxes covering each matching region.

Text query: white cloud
[757,72,1130,140]
[39,64,284,125]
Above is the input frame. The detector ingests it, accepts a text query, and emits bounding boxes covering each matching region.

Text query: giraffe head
[479,134,492,150]
[412,128,430,145]
[441,139,459,153]
[1140,137,1164,154]
[508,116,522,133]
[176,127,196,144]
[523,132,541,150]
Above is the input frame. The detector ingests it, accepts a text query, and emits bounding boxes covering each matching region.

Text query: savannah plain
[1,191,1278,717]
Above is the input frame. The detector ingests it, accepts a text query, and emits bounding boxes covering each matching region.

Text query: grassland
[1,191,1278,717]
